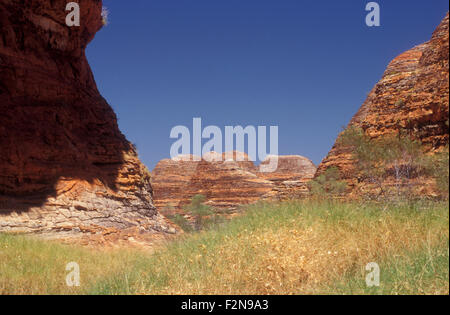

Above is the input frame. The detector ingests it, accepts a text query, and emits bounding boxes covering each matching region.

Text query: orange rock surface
[259,155,317,199]
[0,0,175,238]
[317,13,449,194]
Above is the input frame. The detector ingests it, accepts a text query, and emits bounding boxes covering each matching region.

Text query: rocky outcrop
[259,155,317,200]
[152,153,316,215]
[152,152,273,214]
[0,0,174,238]
[317,13,449,194]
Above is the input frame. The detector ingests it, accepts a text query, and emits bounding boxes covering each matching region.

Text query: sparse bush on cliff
[308,167,348,198]
[395,99,405,107]
[379,132,424,198]
[337,126,435,200]
[139,165,152,186]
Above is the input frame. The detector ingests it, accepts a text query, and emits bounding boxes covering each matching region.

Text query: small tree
[337,126,428,200]
[163,203,194,233]
[169,214,193,233]
[382,134,424,198]
[338,126,386,198]
[184,194,215,231]
[308,167,348,198]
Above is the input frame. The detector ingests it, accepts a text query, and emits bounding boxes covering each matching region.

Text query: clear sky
[86,0,449,170]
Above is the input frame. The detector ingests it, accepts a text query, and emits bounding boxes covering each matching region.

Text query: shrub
[337,126,428,200]
[424,146,449,199]
[308,167,348,198]
[184,195,215,231]
[395,99,405,107]
[139,165,151,186]
[168,214,193,233]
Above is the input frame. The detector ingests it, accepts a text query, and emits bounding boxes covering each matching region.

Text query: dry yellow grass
[1,200,448,295]
[151,202,448,294]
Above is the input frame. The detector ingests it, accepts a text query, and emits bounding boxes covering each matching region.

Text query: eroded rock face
[317,13,449,195]
[0,0,174,237]
[152,152,316,215]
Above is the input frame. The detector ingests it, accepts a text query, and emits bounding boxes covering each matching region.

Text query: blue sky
[86,0,449,169]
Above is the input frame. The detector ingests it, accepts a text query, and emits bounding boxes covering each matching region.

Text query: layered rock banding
[317,13,449,195]
[0,0,174,238]
[258,155,317,199]
[152,152,316,215]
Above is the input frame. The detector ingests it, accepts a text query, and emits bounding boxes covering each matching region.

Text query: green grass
[0,200,448,295]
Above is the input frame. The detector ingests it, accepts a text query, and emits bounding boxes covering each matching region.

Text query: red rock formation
[317,13,449,195]
[0,0,175,237]
[152,153,316,215]
[259,155,317,199]
[152,152,272,214]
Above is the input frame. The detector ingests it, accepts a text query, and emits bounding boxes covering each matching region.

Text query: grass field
[0,200,448,295]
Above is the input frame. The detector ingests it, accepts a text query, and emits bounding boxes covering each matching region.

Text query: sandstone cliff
[0,0,174,239]
[152,153,316,215]
[317,13,449,195]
